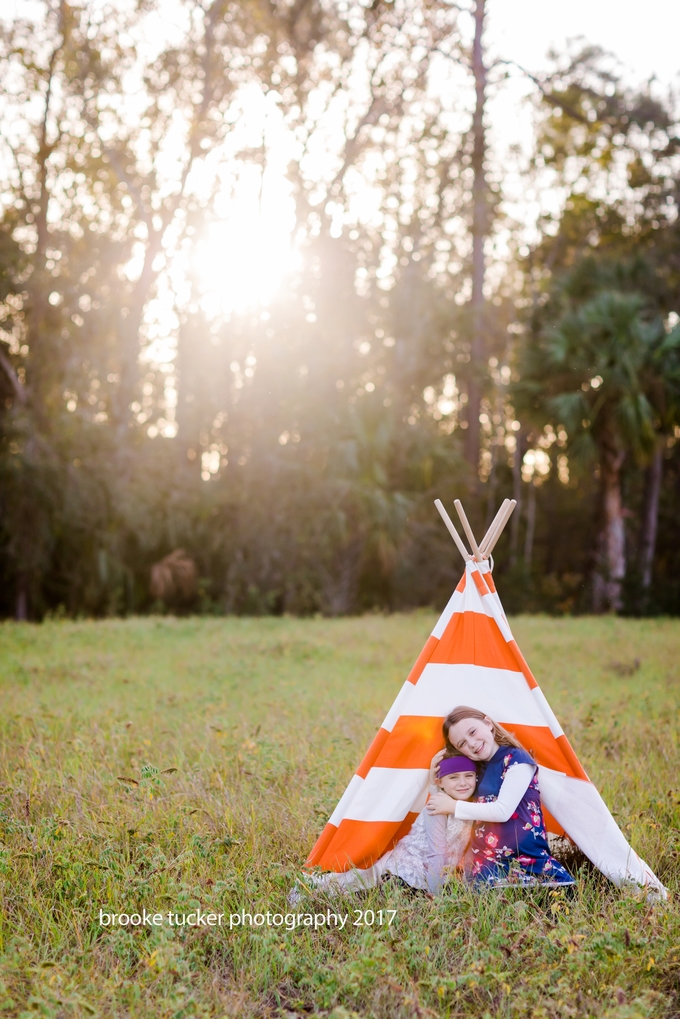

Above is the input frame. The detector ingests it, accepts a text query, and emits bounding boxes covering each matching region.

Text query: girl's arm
[428,748,446,792]
[427,763,535,822]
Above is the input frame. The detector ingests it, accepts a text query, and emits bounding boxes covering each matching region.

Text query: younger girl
[427,705,574,887]
[383,753,477,892]
[307,752,478,895]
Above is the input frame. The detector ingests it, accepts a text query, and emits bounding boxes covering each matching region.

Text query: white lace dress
[306,810,472,894]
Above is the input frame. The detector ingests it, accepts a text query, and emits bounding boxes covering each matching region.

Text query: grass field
[0,612,678,1018]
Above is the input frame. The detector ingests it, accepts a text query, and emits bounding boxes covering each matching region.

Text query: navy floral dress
[468,745,574,886]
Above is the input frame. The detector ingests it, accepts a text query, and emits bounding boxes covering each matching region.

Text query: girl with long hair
[304,751,478,896]
[426,705,574,887]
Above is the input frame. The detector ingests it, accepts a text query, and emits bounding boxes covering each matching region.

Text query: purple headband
[439,755,477,777]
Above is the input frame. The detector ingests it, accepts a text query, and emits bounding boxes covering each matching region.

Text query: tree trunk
[524,481,536,569]
[28,13,64,422]
[16,578,28,622]
[510,430,524,566]
[465,0,488,476]
[638,443,663,602]
[593,446,626,612]
[484,430,498,528]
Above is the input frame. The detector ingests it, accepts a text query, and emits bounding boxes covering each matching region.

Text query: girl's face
[447,716,498,762]
[438,770,477,800]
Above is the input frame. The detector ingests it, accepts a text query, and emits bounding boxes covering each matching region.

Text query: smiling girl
[426,705,574,887]
[380,751,477,892]
[304,750,478,896]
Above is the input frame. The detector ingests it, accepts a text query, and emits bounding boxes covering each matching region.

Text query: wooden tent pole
[480,499,509,555]
[434,500,471,563]
[484,499,517,555]
[453,500,484,562]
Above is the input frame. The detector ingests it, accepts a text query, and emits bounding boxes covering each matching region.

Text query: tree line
[1,0,680,621]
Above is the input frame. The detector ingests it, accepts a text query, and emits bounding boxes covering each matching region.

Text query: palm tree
[517,285,680,611]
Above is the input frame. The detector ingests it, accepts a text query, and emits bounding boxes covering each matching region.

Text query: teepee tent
[307,499,664,894]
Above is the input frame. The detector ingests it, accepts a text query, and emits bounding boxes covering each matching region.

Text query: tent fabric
[307,559,665,895]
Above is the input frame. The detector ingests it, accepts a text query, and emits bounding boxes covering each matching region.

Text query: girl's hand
[429,748,446,788]
[426,792,457,816]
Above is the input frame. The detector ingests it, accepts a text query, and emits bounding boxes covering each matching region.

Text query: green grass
[0,613,678,1018]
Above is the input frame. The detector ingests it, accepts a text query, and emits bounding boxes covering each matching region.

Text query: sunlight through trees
[1,1,679,618]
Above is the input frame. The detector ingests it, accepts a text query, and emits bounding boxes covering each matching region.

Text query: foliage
[515,259,680,602]
[538,289,678,458]
[511,43,680,612]
[0,10,679,618]
[0,613,679,1016]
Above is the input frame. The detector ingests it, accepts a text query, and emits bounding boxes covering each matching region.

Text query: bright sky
[162,0,680,389]
[484,0,680,236]
[489,0,680,87]
[9,0,680,81]
[5,0,680,411]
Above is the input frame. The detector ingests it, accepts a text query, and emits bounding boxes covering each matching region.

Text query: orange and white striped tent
[307,544,663,893]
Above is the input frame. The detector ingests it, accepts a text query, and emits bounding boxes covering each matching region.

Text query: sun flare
[192,172,300,317]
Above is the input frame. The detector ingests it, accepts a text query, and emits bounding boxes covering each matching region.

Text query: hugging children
[303,704,574,896]
[305,750,478,895]
[427,706,574,888]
